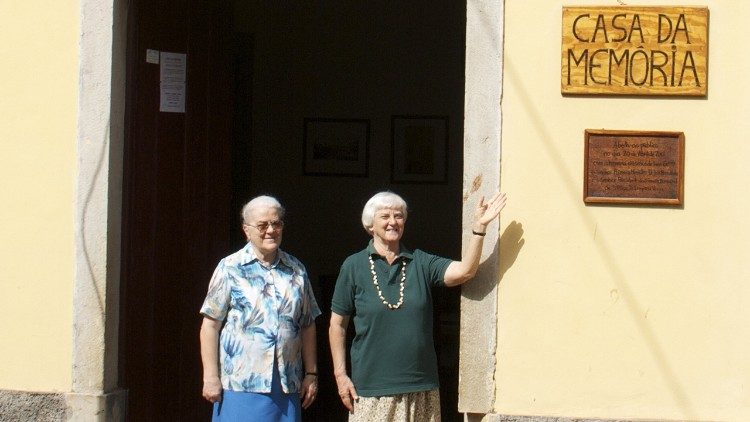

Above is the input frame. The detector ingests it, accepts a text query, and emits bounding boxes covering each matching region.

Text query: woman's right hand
[202,376,222,403]
[335,374,359,413]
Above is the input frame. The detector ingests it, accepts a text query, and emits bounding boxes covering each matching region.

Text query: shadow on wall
[463,220,525,301]
[499,221,525,282]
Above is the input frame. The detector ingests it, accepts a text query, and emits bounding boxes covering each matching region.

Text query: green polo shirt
[331,240,452,397]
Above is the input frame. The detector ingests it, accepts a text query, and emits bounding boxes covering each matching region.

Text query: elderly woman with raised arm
[199,195,321,422]
[329,191,507,421]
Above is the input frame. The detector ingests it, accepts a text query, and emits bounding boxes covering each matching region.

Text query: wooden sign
[584,130,684,205]
[562,6,708,96]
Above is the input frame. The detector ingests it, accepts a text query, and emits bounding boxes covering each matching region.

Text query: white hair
[361,191,408,231]
[241,195,285,223]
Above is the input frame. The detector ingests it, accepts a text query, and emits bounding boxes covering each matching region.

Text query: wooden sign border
[562,6,709,96]
[583,129,685,205]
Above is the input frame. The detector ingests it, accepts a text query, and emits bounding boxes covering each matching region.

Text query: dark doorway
[120,2,466,421]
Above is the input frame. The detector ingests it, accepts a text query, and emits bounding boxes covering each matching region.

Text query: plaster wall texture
[497,1,750,421]
[0,1,78,391]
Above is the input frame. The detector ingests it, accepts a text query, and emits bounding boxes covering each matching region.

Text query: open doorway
[121,2,466,420]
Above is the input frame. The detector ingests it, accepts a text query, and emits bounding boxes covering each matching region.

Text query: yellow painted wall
[0,1,78,391]
[498,1,749,421]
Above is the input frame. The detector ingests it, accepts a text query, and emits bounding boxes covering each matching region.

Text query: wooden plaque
[584,130,684,205]
[562,6,709,96]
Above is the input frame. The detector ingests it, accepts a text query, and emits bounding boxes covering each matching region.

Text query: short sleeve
[330,256,356,316]
[199,260,231,321]
[416,250,453,288]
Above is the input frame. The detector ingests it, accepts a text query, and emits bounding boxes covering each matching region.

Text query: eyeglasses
[245,220,284,232]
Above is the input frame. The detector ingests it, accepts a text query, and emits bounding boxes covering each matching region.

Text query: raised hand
[475,192,507,227]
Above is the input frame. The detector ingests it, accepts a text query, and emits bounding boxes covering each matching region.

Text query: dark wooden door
[120,0,233,420]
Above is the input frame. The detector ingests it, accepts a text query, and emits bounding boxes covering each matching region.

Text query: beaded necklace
[368,255,406,310]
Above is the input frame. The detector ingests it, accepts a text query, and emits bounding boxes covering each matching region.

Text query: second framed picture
[391,115,448,183]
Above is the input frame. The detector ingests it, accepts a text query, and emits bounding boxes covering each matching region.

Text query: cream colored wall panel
[0,1,78,390]
[498,1,750,420]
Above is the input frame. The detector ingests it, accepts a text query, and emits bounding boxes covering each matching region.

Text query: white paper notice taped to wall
[159,52,186,113]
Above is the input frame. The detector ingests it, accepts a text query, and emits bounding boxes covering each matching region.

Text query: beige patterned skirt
[348,388,441,422]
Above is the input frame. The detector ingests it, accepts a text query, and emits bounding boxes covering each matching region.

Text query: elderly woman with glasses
[200,195,321,422]
[329,191,506,421]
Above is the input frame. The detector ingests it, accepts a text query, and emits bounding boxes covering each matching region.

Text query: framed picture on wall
[391,115,448,183]
[303,118,370,177]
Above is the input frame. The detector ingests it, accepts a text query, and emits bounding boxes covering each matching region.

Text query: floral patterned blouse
[200,244,321,393]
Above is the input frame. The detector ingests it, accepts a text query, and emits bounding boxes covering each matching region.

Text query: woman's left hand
[301,374,318,409]
[475,192,507,227]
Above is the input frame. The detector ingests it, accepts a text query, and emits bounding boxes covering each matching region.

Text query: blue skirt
[212,364,301,422]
